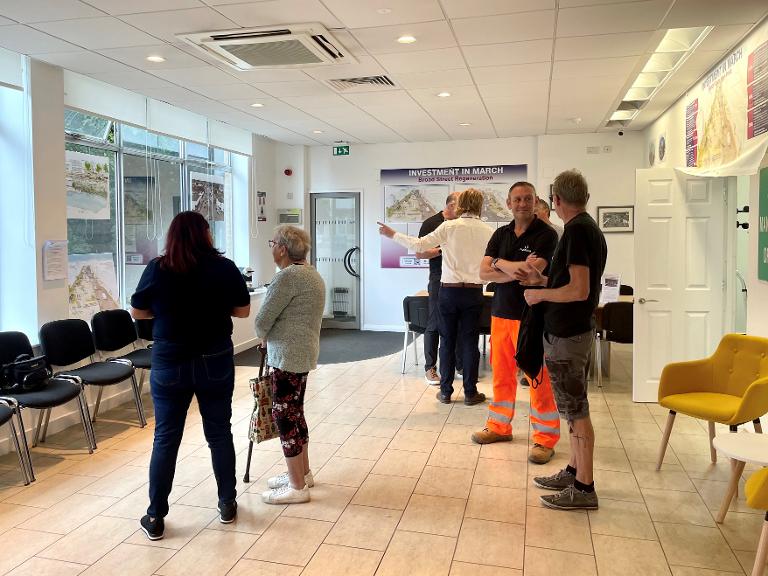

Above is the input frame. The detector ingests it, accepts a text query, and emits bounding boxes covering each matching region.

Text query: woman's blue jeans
[147,339,237,518]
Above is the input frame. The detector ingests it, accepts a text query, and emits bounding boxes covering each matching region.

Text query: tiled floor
[0,343,765,575]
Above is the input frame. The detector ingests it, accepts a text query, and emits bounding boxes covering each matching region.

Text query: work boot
[463,392,486,406]
[528,444,555,464]
[471,427,513,444]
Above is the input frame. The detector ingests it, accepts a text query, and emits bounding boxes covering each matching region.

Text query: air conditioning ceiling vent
[178,23,355,70]
[326,75,397,92]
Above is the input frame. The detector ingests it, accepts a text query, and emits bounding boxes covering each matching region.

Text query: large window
[64,111,244,310]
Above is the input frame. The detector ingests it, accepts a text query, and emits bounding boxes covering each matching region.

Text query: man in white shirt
[379,188,494,405]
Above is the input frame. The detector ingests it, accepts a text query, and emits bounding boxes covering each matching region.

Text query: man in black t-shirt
[418,192,460,384]
[472,182,560,465]
[516,170,607,511]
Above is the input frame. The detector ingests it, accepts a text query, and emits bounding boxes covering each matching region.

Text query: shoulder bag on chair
[1,354,51,392]
[248,346,279,443]
[515,300,546,388]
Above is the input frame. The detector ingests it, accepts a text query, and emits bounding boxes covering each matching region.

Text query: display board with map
[68,253,119,322]
[684,20,768,175]
[380,164,527,268]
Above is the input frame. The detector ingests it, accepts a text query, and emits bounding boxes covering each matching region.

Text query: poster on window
[124,175,154,225]
[67,253,119,322]
[257,190,267,222]
[191,172,225,222]
[380,164,527,268]
[65,150,110,220]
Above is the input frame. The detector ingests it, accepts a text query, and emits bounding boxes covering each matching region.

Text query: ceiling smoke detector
[177,23,356,70]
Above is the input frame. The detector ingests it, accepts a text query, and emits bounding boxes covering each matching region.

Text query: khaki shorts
[543,330,593,421]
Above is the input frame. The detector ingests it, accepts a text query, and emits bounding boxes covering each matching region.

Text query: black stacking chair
[0,398,33,485]
[92,310,151,415]
[594,301,634,388]
[619,284,634,296]
[134,318,154,343]
[0,331,96,464]
[39,319,145,437]
[402,296,429,374]
[478,296,493,356]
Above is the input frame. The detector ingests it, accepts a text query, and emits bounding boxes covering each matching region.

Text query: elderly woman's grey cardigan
[254,264,325,373]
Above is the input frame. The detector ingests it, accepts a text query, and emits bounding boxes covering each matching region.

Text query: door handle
[638,298,659,304]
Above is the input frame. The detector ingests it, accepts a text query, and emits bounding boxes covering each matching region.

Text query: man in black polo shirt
[472,182,560,465]
[418,192,461,384]
[518,169,607,510]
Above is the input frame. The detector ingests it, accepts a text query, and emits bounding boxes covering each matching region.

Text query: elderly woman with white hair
[255,225,325,505]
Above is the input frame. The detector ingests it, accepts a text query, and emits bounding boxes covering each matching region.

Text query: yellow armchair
[745,468,768,576]
[656,334,768,471]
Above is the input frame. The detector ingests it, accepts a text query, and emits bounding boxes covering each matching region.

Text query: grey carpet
[235,329,407,367]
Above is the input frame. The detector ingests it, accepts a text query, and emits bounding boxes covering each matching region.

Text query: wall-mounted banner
[759,167,768,282]
[380,164,527,268]
[682,20,768,176]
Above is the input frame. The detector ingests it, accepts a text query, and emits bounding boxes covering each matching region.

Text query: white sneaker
[262,484,311,504]
[267,470,315,489]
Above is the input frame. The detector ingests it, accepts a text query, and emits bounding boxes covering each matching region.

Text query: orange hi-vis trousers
[486,316,560,449]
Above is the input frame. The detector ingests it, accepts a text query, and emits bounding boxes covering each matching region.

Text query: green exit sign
[333,145,350,156]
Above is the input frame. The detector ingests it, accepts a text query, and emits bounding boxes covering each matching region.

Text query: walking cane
[243,344,267,483]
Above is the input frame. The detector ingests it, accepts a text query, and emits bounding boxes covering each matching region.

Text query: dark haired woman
[131,211,250,540]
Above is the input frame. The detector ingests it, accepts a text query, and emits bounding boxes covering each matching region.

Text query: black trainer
[140,514,164,540]
[218,500,237,524]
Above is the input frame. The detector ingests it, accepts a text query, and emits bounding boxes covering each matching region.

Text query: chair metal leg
[77,390,97,451]
[413,333,420,366]
[708,421,717,463]
[753,514,768,576]
[130,374,147,428]
[92,387,104,422]
[138,369,146,395]
[754,418,763,434]
[595,332,603,388]
[14,408,34,482]
[482,335,487,356]
[656,410,676,470]
[401,328,409,374]
[40,408,52,443]
[716,459,746,523]
[7,418,30,485]
[33,409,46,447]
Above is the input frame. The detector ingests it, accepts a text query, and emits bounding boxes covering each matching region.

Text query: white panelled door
[634,169,727,402]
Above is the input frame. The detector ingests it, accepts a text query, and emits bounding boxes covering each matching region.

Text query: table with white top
[712,432,768,523]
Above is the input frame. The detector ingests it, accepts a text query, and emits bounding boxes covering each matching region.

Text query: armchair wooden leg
[754,418,763,434]
[708,421,717,463]
[752,512,768,576]
[716,459,746,523]
[657,410,676,470]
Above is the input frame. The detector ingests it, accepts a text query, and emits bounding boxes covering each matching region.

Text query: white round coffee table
[712,433,768,523]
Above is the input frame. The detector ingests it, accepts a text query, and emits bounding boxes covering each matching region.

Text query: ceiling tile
[471,62,551,85]
[375,47,466,73]
[557,1,670,37]
[84,0,204,15]
[480,81,550,108]
[32,50,117,73]
[408,85,482,105]
[442,0,554,19]
[214,0,342,28]
[140,85,212,103]
[463,40,552,67]
[559,0,652,6]
[151,65,240,86]
[392,68,473,90]
[97,44,205,70]
[119,8,238,43]
[320,0,444,29]
[281,93,355,110]
[32,17,161,49]
[554,31,654,60]
[452,11,555,45]
[238,68,311,83]
[256,80,336,97]
[0,0,106,23]
[0,24,82,54]
[662,0,768,28]
[90,65,181,89]
[696,24,751,52]
[190,83,267,99]
[351,20,456,55]
[552,56,639,79]
[0,15,16,25]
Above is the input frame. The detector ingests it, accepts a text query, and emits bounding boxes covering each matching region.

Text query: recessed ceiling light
[146,55,166,63]
[377,8,392,14]
[250,103,264,108]
[313,130,323,134]
[397,35,417,44]
[437,91,451,98]
[459,122,471,126]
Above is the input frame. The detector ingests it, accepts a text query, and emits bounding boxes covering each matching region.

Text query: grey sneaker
[540,484,598,510]
[533,468,575,491]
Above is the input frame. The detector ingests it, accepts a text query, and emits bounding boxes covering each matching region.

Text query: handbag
[515,300,546,388]
[247,346,279,444]
[1,354,51,392]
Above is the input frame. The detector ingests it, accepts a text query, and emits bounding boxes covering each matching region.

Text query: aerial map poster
[65,150,110,220]
[380,164,527,268]
[684,20,768,175]
[68,253,119,322]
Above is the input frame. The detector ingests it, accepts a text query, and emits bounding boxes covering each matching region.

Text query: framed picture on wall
[597,206,634,233]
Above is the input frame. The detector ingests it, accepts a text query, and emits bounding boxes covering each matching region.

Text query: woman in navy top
[131,211,250,540]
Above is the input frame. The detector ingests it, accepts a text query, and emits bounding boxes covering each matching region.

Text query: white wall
[308,134,644,330]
